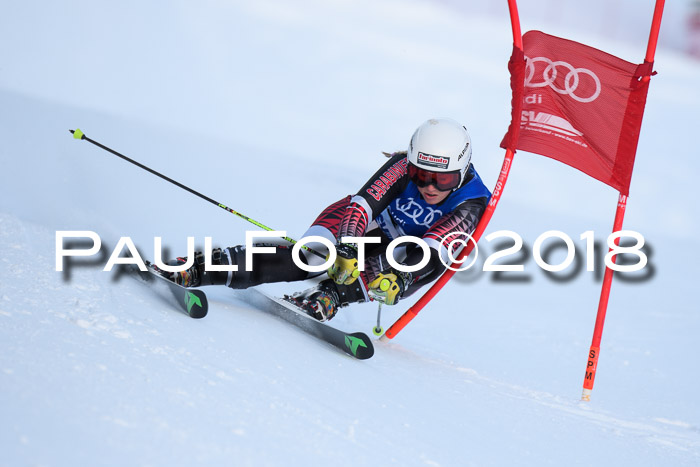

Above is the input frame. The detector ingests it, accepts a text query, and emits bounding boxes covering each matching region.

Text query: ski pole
[69,128,325,260]
[373,303,383,336]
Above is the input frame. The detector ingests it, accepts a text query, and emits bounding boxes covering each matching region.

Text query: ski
[238,289,374,360]
[131,262,208,319]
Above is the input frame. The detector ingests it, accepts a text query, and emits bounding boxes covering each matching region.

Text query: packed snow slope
[1,0,699,465]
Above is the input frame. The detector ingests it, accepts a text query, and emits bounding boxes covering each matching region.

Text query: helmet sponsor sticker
[417,152,449,170]
[457,142,469,162]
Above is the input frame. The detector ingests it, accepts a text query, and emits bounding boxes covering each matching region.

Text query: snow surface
[1,0,700,465]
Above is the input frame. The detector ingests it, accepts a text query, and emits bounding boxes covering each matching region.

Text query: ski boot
[287,280,342,322]
[151,252,205,288]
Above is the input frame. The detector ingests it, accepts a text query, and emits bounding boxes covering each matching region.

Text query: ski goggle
[408,163,462,191]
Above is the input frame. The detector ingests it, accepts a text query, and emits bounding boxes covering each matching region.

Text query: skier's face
[417,184,450,205]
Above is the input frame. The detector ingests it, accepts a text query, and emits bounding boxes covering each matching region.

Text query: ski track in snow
[374,341,700,457]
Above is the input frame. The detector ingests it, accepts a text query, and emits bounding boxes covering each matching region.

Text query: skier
[158,118,491,321]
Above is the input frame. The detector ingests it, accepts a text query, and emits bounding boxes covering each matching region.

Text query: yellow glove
[328,244,361,285]
[368,270,410,305]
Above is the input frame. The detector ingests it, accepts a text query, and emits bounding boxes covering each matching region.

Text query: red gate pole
[381,0,524,341]
[581,194,627,401]
[581,0,665,401]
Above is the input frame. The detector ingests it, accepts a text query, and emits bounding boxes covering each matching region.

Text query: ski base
[238,289,374,360]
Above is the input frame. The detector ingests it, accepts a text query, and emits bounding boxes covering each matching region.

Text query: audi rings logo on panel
[525,56,602,103]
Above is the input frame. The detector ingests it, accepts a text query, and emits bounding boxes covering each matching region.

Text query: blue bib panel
[375,167,491,239]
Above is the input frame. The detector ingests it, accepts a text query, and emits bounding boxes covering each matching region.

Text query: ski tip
[189,308,208,319]
[70,128,85,140]
[185,290,208,319]
[346,332,374,359]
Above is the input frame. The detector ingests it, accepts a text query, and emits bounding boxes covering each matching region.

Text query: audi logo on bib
[506,31,654,195]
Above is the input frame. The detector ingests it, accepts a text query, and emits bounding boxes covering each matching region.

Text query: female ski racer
[158,118,491,321]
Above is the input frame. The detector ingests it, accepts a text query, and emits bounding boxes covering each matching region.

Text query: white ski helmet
[407,118,472,191]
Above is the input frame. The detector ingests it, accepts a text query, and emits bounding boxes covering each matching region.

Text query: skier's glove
[328,243,361,285]
[368,269,412,305]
